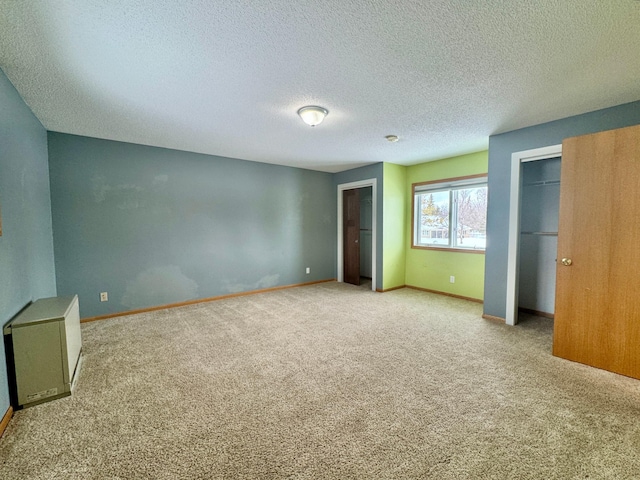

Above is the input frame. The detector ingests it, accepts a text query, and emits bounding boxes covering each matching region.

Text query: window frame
[411,173,487,254]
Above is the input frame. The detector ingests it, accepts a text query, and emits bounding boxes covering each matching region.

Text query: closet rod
[522,179,560,187]
[520,231,558,236]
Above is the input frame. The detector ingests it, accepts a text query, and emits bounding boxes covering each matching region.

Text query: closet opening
[505,144,562,326]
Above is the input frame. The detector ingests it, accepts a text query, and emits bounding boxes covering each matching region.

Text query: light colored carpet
[1,282,639,479]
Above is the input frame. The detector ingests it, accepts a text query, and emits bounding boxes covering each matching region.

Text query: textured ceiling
[1,1,640,173]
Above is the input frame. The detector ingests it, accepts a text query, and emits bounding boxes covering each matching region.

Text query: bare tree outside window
[455,187,487,248]
[413,179,487,250]
[419,191,449,245]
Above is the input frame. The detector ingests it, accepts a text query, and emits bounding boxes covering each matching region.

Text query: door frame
[337,179,377,291]
[505,144,562,326]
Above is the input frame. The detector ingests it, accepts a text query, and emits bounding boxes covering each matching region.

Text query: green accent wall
[405,151,488,300]
[382,163,406,290]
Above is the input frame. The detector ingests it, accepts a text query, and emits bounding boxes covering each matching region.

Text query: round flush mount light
[297,105,328,127]
[385,135,399,142]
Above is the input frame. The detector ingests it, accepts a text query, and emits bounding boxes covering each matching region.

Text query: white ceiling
[1,1,640,173]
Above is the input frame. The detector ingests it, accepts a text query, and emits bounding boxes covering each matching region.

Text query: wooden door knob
[561,258,573,266]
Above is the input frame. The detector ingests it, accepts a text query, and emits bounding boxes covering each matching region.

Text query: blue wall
[484,100,640,319]
[333,163,384,291]
[0,70,57,414]
[48,133,336,318]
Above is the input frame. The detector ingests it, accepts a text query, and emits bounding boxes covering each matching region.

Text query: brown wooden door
[553,124,640,379]
[343,188,360,285]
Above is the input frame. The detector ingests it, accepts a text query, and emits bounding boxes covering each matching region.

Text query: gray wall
[48,133,336,318]
[484,100,640,318]
[333,164,384,290]
[0,70,57,413]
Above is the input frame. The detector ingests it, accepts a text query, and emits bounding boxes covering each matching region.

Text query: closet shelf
[520,231,558,236]
[523,179,560,187]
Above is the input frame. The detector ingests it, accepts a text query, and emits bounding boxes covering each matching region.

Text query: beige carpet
[1,282,639,479]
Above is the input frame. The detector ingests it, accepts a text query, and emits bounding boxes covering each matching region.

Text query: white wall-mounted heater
[3,295,82,408]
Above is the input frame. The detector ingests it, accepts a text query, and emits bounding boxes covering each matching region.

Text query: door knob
[355,239,359,243]
[561,258,572,266]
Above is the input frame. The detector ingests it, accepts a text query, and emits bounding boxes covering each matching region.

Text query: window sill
[411,245,486,254]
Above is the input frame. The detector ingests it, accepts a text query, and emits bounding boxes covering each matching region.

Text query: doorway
[505,144,562,325]
[518,157,561,318]
[358,186,373,287]
[337,179,377,292]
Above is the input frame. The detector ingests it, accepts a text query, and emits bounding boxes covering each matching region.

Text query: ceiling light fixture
[385,135,399,142]
[297,105,328,127]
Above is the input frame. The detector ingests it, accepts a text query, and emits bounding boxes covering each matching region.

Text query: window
[412,174,487,252]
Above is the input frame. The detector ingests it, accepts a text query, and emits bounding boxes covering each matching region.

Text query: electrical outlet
[449,276,455,284]
[306,267,310,274]
[100,292,108,302]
